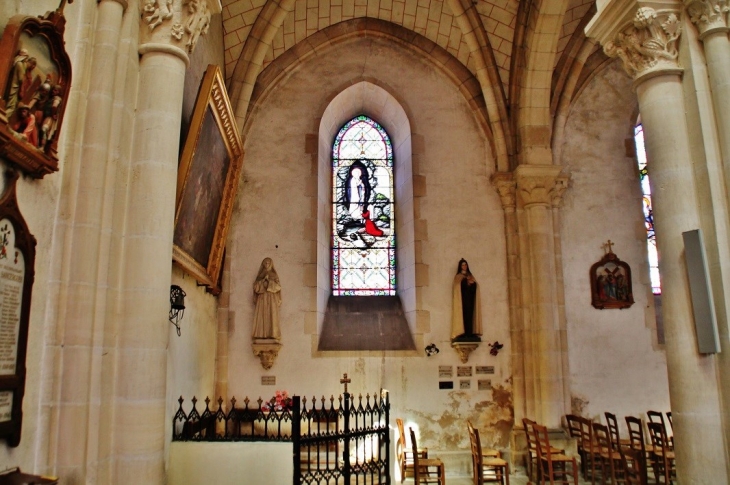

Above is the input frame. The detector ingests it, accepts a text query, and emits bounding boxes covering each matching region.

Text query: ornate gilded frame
[173,65,243,291]
[0,8,72,178]
[590,250,634,310]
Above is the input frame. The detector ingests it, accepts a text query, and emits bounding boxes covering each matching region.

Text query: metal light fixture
[169,285,186,336]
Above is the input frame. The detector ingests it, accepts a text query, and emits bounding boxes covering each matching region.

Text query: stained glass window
[332,116,395,295]
[634,123,661,294]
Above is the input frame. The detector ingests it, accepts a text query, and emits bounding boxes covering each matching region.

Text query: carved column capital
[686,0,730,38]
[551,175,571,208]
[604,7,683,81]
[491,172,517,210]
[514,165,566,208]
[139,0,220,60]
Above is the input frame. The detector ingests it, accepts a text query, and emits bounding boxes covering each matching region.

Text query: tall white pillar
[686,2,730,467]
[588,3,729,483]
[111,2,218,482]
[51,0,127,481]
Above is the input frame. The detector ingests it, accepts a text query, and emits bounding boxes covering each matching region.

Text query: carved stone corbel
[252,339,282,370]
[451,341,479,364]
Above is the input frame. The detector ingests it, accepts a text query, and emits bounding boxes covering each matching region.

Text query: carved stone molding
[139,0,219,56]
[551,175,571,208]
[604,7,683,80]
[686,0,730,38]
[491,172,516,210]
[252,339,282,370]
[514,165,566,208]
[451,341,479,363]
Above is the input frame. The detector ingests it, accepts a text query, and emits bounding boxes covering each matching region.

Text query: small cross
[340,373,351,393]
[605,239,615,254]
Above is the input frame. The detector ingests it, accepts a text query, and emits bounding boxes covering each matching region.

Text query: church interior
[0,0,729,483]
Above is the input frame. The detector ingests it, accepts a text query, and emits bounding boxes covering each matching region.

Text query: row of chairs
[523,418,580,485]
[396,417,510,484]
[565,412,675,485]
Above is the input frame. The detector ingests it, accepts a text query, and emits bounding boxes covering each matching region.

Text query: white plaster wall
[0,0,84,474]
[226,35,511,471]
[168,442,292,485]
[559,60,671,423]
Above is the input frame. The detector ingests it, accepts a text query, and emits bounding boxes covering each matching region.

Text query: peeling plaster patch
[410,383,514,450]
[571,394,589,416]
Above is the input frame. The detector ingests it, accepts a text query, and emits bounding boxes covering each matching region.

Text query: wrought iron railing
[172,387,391,485]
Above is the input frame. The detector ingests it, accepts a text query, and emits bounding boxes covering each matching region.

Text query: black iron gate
[293,390,390,485]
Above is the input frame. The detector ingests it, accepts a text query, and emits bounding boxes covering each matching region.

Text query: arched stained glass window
[634,123,661,294]
[332,116,395,295]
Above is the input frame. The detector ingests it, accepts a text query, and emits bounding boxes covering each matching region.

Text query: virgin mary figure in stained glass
[331,115,395,295]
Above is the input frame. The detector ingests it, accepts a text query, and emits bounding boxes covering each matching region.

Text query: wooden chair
[595,422,631,484]
[576,416,601,484]
[467,421,509,485]
[564,415,584,469]
[625,416,652,485]
[604,412,631,449]
[523,418,565,483]
[531,421,579,485]
[647,422,676,484]
[396,418,427,482]
[409,427,445,484]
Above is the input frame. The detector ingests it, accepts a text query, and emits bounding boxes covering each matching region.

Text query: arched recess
[314,81,418,352]
[239,19,493,161]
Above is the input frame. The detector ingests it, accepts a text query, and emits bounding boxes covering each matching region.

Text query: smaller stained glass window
[634,123,661,295]
[332,116,395,296]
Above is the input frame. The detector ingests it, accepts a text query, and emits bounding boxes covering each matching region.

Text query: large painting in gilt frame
[173,65,243,291]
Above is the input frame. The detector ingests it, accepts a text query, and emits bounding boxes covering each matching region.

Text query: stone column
[686,1,730,460]
[514,165,568,429]
[111,2,218,482]
[587,3,729,483]
[686,1,730,191]
[51,0,127,481]
[492,174,524,422]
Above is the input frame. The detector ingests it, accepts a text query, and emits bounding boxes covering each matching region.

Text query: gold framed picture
[173,64,243,291]
[0,10,73,178]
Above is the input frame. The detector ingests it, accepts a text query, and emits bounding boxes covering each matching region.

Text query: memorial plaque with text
[0,173,36,447]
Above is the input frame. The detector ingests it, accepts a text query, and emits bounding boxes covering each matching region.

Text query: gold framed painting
[173,64,243,291]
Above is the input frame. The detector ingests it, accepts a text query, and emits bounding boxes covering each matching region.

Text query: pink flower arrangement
[262,390,293,412]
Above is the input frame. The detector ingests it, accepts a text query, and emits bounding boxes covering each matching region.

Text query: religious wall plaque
[0,171,36,447]
[261,375,276,386]
[459,380,471,390]
[590,241,634,310]
[0,3,73,178]
[438,366,453,378]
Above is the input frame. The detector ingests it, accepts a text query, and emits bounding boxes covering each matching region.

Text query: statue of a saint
[451,258,482,341]
[252,257,282,341]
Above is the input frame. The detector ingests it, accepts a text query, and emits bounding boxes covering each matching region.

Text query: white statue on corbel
[251,258,283,369]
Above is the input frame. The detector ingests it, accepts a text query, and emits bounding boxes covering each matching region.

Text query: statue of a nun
[451,258,482,341]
